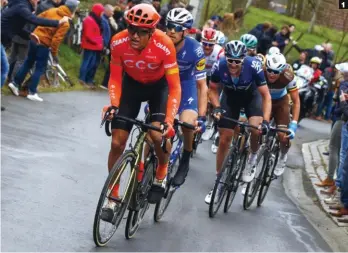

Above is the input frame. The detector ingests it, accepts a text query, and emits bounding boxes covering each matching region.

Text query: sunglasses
[266,68,281,74]
[166,22,184,32]
[127,25,151,37]
[226,58,243,65]
[202,42,215,47]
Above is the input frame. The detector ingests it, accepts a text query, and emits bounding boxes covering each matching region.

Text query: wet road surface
[1,91,332,251]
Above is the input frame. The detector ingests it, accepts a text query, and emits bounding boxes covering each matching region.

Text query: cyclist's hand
[30,33,40,44]
[260,120,269,135]
[162,122,175,138]
[102,105,117,121]
[212,107,223,120]
[143,103,149,114]
[285,120,298,139]
[196,116,206,133]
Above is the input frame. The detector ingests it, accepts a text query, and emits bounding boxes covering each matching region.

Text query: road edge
[283,141,348,252]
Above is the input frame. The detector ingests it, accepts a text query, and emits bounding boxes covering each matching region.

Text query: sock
[156,163,168,180]
[137,161,145,182]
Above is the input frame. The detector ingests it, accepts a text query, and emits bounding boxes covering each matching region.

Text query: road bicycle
[209,115,260,218]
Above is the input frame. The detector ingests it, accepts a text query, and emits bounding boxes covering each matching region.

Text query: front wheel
[93,151,136,247]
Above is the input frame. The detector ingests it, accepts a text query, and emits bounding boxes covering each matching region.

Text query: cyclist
[165,8,208,186]
[263,52,300,176]
[240,33,258,56]
[200,27,225,141]
[205,40,272,204]
[101,4,181,222]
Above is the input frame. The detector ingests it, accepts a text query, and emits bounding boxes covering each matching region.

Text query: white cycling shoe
[274,154,287,177]
[242,153,257,183]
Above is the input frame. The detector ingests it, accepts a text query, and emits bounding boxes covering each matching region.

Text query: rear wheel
[93,151,136,247]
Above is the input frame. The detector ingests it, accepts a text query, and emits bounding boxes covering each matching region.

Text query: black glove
[261,120,269,135]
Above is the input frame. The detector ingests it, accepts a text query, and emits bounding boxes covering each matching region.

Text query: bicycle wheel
[257,144,280,206]
[125,154,156,239]
[208,152,230,218]
[243,147,266,210]
[224,149,248,213]
[93,151,136,247]
[153,148,181,222]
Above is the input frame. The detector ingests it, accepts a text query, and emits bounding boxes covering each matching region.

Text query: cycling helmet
[240,34,258,49]
[224,40,247,59]
[310,56,322,64]
[268,46,280,54]
[266,52,287,71]
[202,28,218,43]
[166,8,193,29]
[216,31,226,46]
[125,3,160,28]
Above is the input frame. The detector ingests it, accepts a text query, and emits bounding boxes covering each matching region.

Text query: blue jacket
[273,32,287,52]
[1,0,59,47]
[101,14,111,48]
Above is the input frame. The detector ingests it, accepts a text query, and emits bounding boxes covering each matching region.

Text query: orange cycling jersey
[108,29,181,125]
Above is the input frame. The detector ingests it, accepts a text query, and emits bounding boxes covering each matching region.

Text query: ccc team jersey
[109,29,181,125]
[203,44,224,76]
[211,56,266,90]
[265,64,298,99]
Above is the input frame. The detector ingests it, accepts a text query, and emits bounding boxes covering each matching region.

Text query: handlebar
[269,126,291,135]
[219,115,259,130]
[174,118,196,130]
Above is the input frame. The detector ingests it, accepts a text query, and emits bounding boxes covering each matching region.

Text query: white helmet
[266,52,287,71]
[216,31,226,46]
[268,46,280,55]
[166,8,193,29]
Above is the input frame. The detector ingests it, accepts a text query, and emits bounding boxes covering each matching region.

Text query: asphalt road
[1,91,332,251]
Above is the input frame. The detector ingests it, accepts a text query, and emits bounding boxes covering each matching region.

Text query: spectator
[8,0,79,102]
[257,26,277,55]
[272,25,289,53]
[210,15,223,29]
[78,3,104,89]
[158,0,179,30]
[152,0,161,13]
[7,0,66,89]
[293,44,323,65]
[101,5,112,48]
[292,51,307,71]
[320,43,335,71]
[113,5,127,33]
[248,22,271,41]
[337,151,348,218]
[285,23,295,40]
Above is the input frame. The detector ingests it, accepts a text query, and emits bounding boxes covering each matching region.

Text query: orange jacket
[33,6,72,56]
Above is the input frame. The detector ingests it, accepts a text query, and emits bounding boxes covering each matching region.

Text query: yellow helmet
[310,57,322,64]
[256,53,266,66]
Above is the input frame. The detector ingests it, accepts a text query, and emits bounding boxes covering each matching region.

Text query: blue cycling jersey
[210,56,266,90]
[177,37,206,114]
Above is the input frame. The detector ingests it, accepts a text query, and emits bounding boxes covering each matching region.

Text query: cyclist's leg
[243,89,263,182]
[273,96,291,176]
[173,83,198,186]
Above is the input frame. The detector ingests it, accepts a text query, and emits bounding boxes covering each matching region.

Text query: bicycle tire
[208,152,230,218]
[257,144,280,207]
[93,151,136,247]
[125,154,156,239]
[243,148,266,210]
[224,149,248,213]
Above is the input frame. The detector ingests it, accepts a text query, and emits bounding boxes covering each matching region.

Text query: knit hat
[65,0,80,13]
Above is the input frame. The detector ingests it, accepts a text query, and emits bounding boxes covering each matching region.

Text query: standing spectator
[248,22,271,41]
[285,24,295,40]
[293,44,323,65]
[8,0,79,102]
[210,15,223,29]
[152,0,161,12]
[292,51,308,71]
[78,3,104,89]
[320,43,335,71]
[7,0,66,88]
[158,0,179,30]
[257,26,277,55]
[272,25,290,53]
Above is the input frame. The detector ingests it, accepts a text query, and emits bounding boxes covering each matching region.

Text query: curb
[302,140,348,227]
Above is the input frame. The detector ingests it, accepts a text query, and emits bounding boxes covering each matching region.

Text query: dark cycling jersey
[177,37,206,113]
[211,56,267,90]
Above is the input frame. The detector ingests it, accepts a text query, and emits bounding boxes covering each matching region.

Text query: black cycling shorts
[111,73,168,132]
[218,87,263,129]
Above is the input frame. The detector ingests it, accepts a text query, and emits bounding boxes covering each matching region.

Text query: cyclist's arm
[286,71,300,122]
[163,44,181,125]
[50,23,70,56]
[108,53,123,107]
[252,59,271,121]
[195,57,208,117]
[209,62,222,108]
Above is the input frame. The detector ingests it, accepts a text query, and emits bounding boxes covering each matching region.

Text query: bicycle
[208,115,260,218]
[154,119,196,221]
[191,130,202,157]
[93,110,167,246]
[256,121,290,207]
[242,120,289,210]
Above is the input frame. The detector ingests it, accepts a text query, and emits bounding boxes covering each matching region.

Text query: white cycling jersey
[203,44,224,76]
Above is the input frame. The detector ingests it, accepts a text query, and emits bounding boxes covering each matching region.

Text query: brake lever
[100,110,110,128]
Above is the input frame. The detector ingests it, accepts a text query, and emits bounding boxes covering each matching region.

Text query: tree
[308,0,322,33]
[294,0,305,19]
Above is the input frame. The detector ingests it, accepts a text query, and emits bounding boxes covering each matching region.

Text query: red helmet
[125,4,161,28]
[202,28,218,43]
